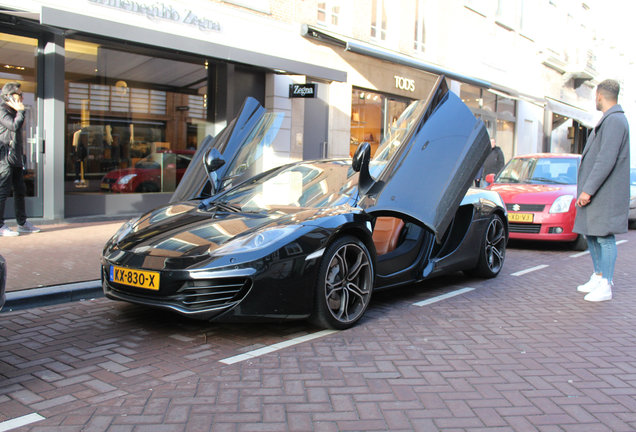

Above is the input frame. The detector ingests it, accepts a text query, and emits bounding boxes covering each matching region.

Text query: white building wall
[327,81,353,159]
[515,101,544,156]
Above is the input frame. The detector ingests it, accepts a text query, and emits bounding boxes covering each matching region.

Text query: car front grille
[506,204,546,212]
[174,278,252,311]
[509,223,541,233]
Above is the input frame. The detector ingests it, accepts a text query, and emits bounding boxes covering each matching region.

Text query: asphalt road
[2,231,636,431]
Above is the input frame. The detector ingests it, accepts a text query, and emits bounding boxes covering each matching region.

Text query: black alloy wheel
[470,213,506,278]
[312,236,374,330]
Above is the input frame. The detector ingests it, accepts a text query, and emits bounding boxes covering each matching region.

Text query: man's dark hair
[1,82,21,98]
[597,79,620,101]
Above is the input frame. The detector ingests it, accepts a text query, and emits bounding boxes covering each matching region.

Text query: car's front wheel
[570,234,588,251]
[311,236,374,330]
[468,213,506,278]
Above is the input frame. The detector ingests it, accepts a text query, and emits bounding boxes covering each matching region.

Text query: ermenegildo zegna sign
[289,84,317,98]
[87,0,221,32]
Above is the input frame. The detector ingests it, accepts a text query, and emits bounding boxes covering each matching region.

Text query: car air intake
[506,204,546,212]
[509,223,541,233]
[176,278,251,310]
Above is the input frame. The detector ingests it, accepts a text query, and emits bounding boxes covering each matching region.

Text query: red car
[485,153,586,250]
[101,150,195,193]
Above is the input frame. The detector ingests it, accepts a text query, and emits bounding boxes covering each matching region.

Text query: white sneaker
[577,273,602,293]
[0,224,19,237]
[17,220,41,233]
[584,278,612,302]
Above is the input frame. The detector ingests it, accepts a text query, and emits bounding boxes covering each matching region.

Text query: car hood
[488,183,577,203]
[108,201,349,259]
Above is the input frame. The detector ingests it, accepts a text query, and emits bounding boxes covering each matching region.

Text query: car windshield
[215,160,358,212]
[495,157,578,185]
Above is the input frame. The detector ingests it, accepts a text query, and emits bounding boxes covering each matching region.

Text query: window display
[64,39,211,194]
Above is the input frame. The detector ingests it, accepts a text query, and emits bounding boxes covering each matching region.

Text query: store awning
[302,25,491,89]
[545,97,598,129]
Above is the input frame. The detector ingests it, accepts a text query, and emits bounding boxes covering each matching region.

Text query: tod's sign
[394,75,415,92]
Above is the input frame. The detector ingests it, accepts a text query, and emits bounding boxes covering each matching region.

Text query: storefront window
[351,88,411,158]
[459,84,481,110]
[64,39,212,194]
[0,33,38,197]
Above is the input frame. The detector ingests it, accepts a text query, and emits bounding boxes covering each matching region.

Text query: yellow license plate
[508,212,534,223]
[110,266,160,290]
[100,182,110,190]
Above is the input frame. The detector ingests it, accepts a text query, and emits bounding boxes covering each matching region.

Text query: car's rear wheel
[468,213,506,278]
[311,236,374,330]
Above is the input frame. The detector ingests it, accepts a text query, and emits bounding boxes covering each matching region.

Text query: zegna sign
[88,0,222,32]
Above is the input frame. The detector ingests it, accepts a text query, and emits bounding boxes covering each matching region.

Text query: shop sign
[394,75,415,92]
[289,84,317,98]
[88,0,222,32]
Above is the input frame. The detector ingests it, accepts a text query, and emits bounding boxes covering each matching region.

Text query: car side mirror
[485,173,495,184]
[204,148,225,173]
[352,142,374,195]
[203,148,225,195]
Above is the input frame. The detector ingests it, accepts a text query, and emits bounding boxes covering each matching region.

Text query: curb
[2,280,104,312]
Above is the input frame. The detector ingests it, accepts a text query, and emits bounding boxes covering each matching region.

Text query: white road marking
[219,330,339,365]
[511,264,549,276]
[412,287,475,307]
[0,413,45,431]
[569,239,628,258]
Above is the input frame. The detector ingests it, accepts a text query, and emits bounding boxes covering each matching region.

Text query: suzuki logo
[512,204,521,211]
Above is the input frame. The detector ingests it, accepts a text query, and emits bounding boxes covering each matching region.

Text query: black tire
[571,234,588,251]
[311,235,374,330]
[468,213,506,278]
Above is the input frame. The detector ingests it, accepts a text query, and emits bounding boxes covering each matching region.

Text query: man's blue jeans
[586,234,617,283]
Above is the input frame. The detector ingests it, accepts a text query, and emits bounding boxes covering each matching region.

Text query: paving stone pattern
[1,231,636,431]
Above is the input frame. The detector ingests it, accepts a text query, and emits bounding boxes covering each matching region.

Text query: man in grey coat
[574,79,630,302]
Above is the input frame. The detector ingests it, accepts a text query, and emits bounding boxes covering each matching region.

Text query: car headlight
[118,174,137,185]
[111,215,141,244]
[549,195,574,214]
[210,225,303,256]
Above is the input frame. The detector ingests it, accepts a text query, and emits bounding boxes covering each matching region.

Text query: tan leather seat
[372,217,405,255]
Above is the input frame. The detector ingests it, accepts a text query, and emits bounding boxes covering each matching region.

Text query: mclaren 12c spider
[101,76,508,329]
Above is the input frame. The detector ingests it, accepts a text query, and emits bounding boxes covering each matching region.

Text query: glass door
[0,32,41,217]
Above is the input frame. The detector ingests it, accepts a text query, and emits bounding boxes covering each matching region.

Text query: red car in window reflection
[101,150,195,193]
[485,153,586,250]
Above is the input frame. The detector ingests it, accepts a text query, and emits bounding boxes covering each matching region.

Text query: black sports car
[101,76,508,329]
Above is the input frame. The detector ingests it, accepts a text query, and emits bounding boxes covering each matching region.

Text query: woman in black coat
[0,82,40,236]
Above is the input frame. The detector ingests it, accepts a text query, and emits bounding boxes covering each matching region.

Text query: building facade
[0,0,627,221]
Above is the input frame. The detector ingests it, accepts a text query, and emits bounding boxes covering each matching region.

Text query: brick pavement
[1,230,636,431]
